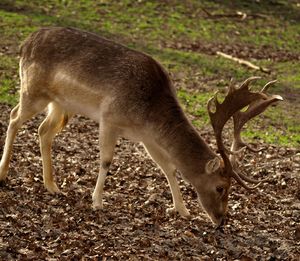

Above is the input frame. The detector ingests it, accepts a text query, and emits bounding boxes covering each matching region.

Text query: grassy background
[0,0,299,146]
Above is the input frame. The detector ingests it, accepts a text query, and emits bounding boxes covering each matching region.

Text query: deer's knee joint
[101,161,111,170]
[10,108,19,120]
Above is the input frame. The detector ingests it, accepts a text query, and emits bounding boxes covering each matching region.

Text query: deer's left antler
[207,77,283,189]
[231,80,283,155]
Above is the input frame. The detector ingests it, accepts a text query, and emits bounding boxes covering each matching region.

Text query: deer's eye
[216,186,224,195]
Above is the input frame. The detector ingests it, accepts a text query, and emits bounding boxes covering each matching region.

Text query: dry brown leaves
[0,103,299,260]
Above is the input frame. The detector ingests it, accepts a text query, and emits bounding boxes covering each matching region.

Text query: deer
[0,27,283,226]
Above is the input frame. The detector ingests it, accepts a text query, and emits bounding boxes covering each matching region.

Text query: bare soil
[0,103,299,260]
[164,40,300,62]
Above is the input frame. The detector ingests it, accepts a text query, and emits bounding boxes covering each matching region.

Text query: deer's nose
[215,213,229,229]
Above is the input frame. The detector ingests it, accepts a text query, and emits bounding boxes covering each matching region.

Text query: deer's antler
[231,80,283,154]
[207,77,283,189]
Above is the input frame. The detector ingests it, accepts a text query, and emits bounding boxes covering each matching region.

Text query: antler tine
[238,169,269,184]
[242,143,264,153]
[240,76,261,90]
[231,170,262,190]
[261,79,277,92]
[231,139,264,153]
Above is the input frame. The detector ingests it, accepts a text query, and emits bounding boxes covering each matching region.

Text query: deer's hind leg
[0,96,48,181]
[38,102,71,193]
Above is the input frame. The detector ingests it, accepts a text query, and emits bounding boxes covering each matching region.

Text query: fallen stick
[201,8,268,20]
[216,51,270,73]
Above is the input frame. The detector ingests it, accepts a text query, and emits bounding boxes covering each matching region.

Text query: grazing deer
[0,27,282,226]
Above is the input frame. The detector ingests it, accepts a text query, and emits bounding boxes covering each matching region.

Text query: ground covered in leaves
[0,103,299,260]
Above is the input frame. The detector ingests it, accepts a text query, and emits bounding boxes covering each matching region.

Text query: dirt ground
[0,103,299,260]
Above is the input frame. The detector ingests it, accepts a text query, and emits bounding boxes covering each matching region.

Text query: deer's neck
[150,103,216,180]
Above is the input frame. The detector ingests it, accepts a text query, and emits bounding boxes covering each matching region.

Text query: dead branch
[216,51,270,74]
[201,8,268,20]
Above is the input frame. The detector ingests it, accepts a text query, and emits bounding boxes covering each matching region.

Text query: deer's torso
[20,27,215,170]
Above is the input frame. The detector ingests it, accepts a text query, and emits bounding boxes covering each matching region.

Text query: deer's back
[20,27,184,139]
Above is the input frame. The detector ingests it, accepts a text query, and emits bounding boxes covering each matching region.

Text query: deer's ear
[205,157,221,174]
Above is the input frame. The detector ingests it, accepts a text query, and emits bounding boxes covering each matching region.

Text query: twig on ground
[216,51,271,74]
[201,8,268,20]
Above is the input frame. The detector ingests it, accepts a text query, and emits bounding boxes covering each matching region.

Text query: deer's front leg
[92,123,117,209]
[143,141,190,217]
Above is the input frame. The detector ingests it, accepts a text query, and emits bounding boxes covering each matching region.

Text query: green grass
[177,88,299,147]
[177,89,210,124]
[0,78,18,105]
[0,0,299,147]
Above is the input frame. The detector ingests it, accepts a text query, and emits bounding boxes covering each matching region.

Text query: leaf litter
[0,103,299,260]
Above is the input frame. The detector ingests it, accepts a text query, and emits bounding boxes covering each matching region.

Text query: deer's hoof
[166,206,191,218]
[45,182,61,194]
[0,167,8,181]
[92,201,104,210]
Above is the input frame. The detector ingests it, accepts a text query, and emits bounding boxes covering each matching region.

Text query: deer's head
[196,77,283,226]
